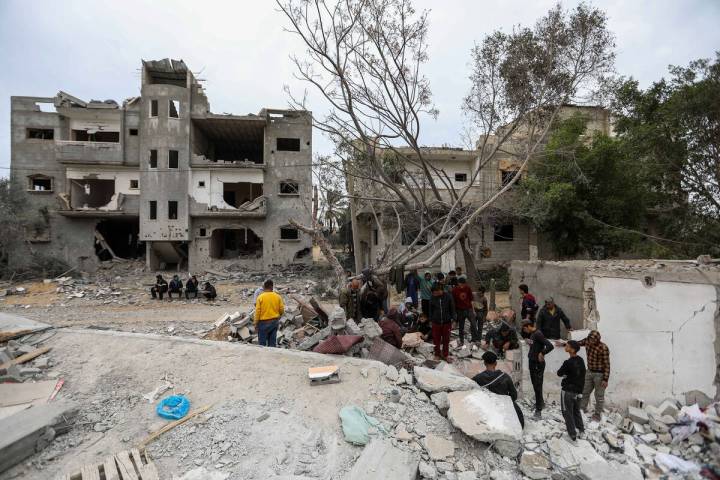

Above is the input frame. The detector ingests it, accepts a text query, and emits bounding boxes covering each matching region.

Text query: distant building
[10,59,313,271]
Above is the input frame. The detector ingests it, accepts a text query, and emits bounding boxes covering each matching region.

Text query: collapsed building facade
[351,106,613,272]
[10,59,313,271]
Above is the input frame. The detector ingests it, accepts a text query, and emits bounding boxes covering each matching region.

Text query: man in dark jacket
[168,275,183,300]
[185,275,199,299]
[202,281,217,301]
[429,283,456,361]
[483,323,519,354]
[473,351,524,428]
[536,297,573,339]
[521,320,554,418]
[557,340,586,442]
[338,278,362,322]
[151,275,168,300]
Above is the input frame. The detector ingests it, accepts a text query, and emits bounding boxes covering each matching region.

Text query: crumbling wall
[188,219,266,272]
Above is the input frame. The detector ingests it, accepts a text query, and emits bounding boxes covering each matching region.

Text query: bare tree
[277,0,615,281]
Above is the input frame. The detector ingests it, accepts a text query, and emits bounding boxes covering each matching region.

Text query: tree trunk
[459,235,480,293]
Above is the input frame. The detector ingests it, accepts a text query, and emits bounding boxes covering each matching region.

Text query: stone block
[627,406,649,424]
[656,399,679,418]
[423,434,455,461]
[547,438,604,471]
[431,392,449,413]
[578,460,643,480]
[519,451,552,479]
[419,461,437,479]
[414,367,478,393]
[348,438,419,480]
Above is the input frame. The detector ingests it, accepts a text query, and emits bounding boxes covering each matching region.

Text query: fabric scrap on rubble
[654,453,701,474]
[402,332,423,348]
[312,335,364,354]
[339,405,387,446]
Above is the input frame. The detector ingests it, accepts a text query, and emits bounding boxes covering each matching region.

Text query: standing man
[447,270,459,288]
[338,278,362,322]
[577,330,610,422]
[452,276,479,345]
[536,297,572,339]
[557,340,586,443]
[254,279,285,347]
[419,271,433,315]
[519,284,538,322]
[429,283,456,361]
[473,351,524,428]
[404,269,421,308]
[521,320,554,419]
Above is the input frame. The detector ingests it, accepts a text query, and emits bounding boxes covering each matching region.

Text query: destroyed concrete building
[351,106,613,271]
[10,59,313,271]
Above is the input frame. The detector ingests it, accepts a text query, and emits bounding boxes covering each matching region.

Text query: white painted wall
[593,276,718,405]
[190,169,264,208]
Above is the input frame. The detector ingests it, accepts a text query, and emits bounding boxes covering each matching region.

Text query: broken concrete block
[360,319,383,339]
[547,438,604,471]
[413,366,478,393]
[430,391,449,413]
[684,390,712,408]
[446,390,522,457]
[297,327,331,351]
[519,451,552,479]
[656,399,680,418]
[456,472,476,480]
[394,423,413,442]
[345,319,362,336]
[423,434,455,460]
[419,460,437,479]
[348,438,419,480]
[578,459,643,480]
[435,361,463,376]
[627,406,649,424]
[385,365,399,382]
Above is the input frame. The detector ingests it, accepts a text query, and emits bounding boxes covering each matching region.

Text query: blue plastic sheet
[156,395,190,420]
[338,405,386,445]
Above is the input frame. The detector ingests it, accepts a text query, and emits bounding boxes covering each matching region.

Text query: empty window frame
[493,224,514,242]
[276,137,300,152]
[373,229,379,246]
[198,180,206,187]
[129,128,139,136]
[149,201,157,220]
[280,226,299,240]
[129,179,139,189]
[27,175,53,192]
[149,150,158,168]
[199,228,207,237]
[168,201,178,220]
[169,100,180,118]
[168,150,179,169]
[279,181,299,195]
[26,128,54,140]
[150,100,159,117]
[455,173,468,182]
[501,170,521,187]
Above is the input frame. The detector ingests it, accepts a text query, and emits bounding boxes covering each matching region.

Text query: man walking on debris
[536,297,573,339]
[576,330,610,421]
[521,320,554,419]
[254,279,285,347]
[185,275,199,299]
[557,340,586,443]
[519,284,538,322]
[452,276,479,345]
[473,351,524,428]
[151,274,168,300]
[338,277,362,322]
[419,271,433,315]
[429,283,456,361]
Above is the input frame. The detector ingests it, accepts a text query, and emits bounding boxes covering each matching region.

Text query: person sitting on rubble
[185,275,199,299]
[536,297,572,339]
[378,309,403,348]
[168,275,183,300]
[483,323,519,355]
[338,277,362,322]
[202,281,217,301]
[519,284,539,322]
[429,282,456,362]
[557,340,586,443]
[361,268,388,313]
[410,312,432,342]
[255,279,285,347]
[472,351,524,428]
[360,290,382,321]
[151,274,168,300]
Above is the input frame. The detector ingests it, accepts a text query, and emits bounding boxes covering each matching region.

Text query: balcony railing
[56,140,123,165]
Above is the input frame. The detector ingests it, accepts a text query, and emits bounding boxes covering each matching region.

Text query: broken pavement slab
[423,433,456,460]
[519,451,552,479]
[578,459,644,480]
[547,437,604,470]
[414,366,478,393]
[348,438,419,480]
[627,406,649,424]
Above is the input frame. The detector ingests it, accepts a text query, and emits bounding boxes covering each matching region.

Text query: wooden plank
[80,464,101,480]
[0,346,51,370]
[139,404,212,447]
[102,455,120,480]
[130,448,159,480]
[114,450,139,480]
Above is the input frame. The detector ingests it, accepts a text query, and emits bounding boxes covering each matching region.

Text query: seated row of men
[150,274,217,300]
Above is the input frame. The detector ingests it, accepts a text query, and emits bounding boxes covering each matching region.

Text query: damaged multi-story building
[10,59,313,272]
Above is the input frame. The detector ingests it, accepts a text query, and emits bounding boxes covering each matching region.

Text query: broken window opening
[199,228,207,237]
[493,224,514,242]
[280,226,299,240]
[27,175,53,192]
[71,130,120,143]
[150,100,159,117]
[373,229,379,246]
[169,100,180,118]
[192,118,265,164]
[129,128,139,136]
[70,179,115,209]
[168,201,178,220]
[168,150,179,169]
[198,181,206,188]
[455,173,468,182]
[26,128,54,140]
[149,150,158,169]
[222,182,263,209]
[276,137,300,152]
[95,219,142,261]
[149,201,157,220]
[209,228,263,259]
[129,179,139,189]
[279,181,299,195]
[501,170,521,187]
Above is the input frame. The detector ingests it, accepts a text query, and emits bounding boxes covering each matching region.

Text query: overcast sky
[1,0,718,175]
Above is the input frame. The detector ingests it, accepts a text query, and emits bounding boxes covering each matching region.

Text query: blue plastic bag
[156,395,190,420]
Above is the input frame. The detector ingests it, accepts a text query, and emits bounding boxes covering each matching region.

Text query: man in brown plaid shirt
[577,330,610,421]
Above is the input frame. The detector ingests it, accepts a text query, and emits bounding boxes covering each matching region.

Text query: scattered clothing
[536,305,571,339]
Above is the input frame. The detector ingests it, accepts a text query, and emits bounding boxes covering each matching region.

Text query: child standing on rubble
[557,340,586,443]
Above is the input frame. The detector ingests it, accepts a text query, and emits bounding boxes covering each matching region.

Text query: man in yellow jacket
[254,279,284,347]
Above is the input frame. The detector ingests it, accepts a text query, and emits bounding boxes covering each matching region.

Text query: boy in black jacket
[521,320,554,419]
[557,340,586,443]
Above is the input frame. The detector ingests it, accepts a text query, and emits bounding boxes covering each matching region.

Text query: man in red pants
[429,283,456,361]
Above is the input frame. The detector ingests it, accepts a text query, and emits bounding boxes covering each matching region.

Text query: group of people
[150,274,217,301]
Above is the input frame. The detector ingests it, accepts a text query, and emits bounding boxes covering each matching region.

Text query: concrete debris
[348,438,419,480]
[423,433,456,460]
[174,467,229,480]
[578,459,644,480]
[430,392,449,413]
[143,380,173,403]
[413,366,478,393]
[627,406,649,424]
[547,437,604,470]
[519,451,551,479]
[419,460,438,479]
